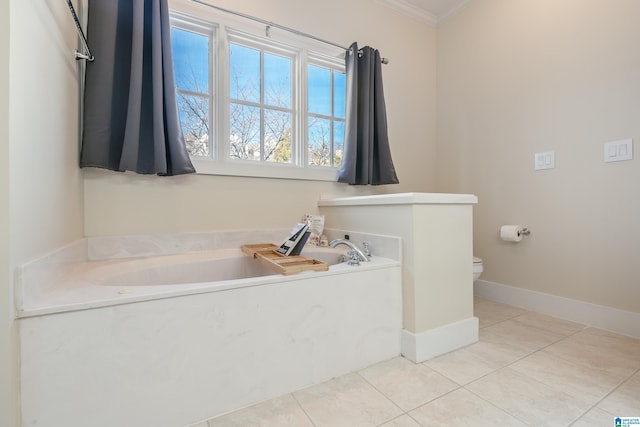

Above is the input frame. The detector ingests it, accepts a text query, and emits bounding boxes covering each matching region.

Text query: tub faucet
[329,239,370,263]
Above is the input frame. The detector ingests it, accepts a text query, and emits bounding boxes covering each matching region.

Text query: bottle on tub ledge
[301,213,325,247]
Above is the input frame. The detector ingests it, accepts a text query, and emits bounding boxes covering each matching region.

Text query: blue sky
[171,27,345,117]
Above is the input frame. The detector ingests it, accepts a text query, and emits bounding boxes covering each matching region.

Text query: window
[170,12,346,180]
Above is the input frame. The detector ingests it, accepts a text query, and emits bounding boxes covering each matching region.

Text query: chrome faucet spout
[329,239,369,262]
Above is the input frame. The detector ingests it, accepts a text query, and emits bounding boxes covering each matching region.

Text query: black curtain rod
[191,0,389,64]
[65,0,94,61]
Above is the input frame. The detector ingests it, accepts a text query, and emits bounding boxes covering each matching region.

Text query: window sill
[191,158,340,182]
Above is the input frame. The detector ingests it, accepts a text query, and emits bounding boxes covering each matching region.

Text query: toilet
[473,257,483,282]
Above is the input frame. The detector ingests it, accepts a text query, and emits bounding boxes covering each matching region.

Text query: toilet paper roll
[500,225,524,242]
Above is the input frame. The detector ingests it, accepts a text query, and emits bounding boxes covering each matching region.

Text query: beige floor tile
[466,367,592,426]
[358,357,458,411]
[186,422,208,427]
[208,394,314,427]
[512,312,586,336]
[463,320,559,369]
[293,372,402,427]
[474,298,528,328]
[545,331,640,377]
[571,328,640,363]
[379,414,421,427]
[425,346,498,385]
[410,388,527,426]
[597,371,640,416]
[481,319,565,353]
[511,350,628,403]
[462,330,533,370]
[571,407,617,427]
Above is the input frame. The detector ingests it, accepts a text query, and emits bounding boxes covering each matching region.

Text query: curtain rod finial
[74,49,95,62]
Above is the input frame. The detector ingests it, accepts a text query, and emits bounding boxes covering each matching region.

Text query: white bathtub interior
[17,229,402,427]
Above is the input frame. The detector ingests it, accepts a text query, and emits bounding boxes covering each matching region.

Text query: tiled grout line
[354,369,428,426]
[573,366,640,424]
[449,316,593,427]
[467,314,640,427]
[461,385,533,426]
[360,308,569,425]
[457,334,576,426]
[565,366,640,427]
[289,391,318,427]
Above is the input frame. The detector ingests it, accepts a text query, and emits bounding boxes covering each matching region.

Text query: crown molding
[374,0,473,26]
[437,0,473,24]
[374,0,438,26]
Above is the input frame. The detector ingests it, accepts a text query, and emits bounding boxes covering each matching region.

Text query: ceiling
[376,0,471,25]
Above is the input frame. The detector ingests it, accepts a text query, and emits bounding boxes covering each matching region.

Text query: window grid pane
[307,62,346,167]
[171,22,213,158]
[172,28,210,94]
[229,102,261,160]
[308,65,331,116]
[177,92,210,156]
[333,120,345,168]
[229,40,294,163]
[264,109,292,163]
[230,44,260,103]
[308,116,331,166]
[264,53,292,108]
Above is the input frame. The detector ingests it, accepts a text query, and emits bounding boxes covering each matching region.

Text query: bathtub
[17,230,402,427]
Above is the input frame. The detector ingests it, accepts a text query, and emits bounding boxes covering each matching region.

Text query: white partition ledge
[319,192,478,363]
[319,192,478,206]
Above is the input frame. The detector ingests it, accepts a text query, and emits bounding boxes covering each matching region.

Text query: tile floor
[193,297,640,427]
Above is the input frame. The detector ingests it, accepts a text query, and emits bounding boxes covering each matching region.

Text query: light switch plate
[604,139,633,162]
[534,151,555,170]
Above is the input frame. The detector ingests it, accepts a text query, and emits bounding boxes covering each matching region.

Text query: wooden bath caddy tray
[241,243,329,276]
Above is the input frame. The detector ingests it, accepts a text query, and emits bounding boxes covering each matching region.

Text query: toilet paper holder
[500,225,531,242]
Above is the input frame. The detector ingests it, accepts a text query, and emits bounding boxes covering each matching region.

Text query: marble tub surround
[14,238,88,315]
[87,229,289,260]
[20,248,402,426]
[87,229,401,261]
[16,229,401,318]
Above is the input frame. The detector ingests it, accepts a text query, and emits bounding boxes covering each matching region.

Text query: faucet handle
[362,242,371,257]
[347,249,360,265]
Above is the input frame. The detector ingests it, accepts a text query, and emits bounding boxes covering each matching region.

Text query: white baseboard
[475,279,640,339]
[401,317,479,363]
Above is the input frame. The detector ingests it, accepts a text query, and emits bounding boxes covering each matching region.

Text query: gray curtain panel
[80,0,195,176]
[338,43,398,185]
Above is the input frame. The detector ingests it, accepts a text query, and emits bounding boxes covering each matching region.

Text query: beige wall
[318,202,474,333]
[1,0,11,424]
[437,0,640,313]
[10,0,85,265]
[4,0,87,424]
[84,0,438,236]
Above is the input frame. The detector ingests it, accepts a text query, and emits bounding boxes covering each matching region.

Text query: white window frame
[170,9,345,181]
